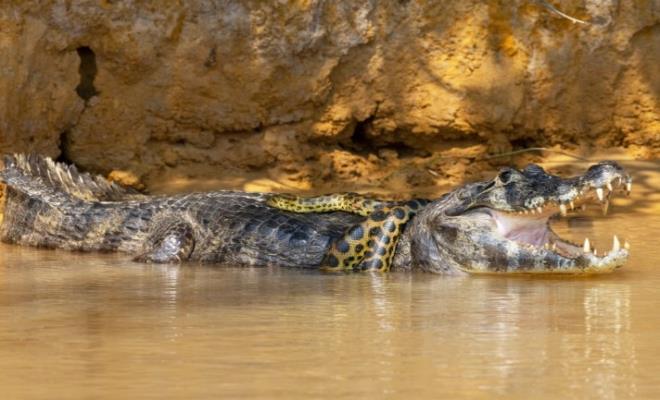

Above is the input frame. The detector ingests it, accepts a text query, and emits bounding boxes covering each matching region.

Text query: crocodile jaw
[470,175,632,274]
[487,208,629,273]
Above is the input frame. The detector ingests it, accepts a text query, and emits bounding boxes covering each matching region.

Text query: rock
[0,1,657,194]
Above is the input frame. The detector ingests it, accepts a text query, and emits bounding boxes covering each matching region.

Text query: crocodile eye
[498,169,513,183]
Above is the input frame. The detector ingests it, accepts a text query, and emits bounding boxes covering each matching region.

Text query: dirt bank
[0,1,657,198]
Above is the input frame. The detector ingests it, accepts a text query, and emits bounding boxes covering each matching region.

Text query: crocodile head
[404,161,632,274]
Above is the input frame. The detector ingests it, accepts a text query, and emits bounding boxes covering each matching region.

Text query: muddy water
[0,160,659,399]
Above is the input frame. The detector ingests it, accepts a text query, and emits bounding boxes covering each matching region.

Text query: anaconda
[0,154,633,274]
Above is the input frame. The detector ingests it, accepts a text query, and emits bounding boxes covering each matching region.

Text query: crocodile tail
[0,153,141,202]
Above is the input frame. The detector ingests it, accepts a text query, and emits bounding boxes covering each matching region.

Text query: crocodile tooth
[559,203,567,216]
[581,204,588,212]
[601,200,609,216]
[626,181,632,194]
[583,238,591,253]
[624,241,630,250]
[612,235,620,252]
[569,200,574,210]
[537,207,543,214]
[596,187,604,202]
[607,182,613,191]
[594,248,598,256]
[551,243,557,251]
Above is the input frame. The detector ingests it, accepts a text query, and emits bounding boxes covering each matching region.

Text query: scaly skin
[268,194,429,272]
[0,154,633,274]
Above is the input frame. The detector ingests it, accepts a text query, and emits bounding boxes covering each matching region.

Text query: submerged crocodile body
[0,154,632,274]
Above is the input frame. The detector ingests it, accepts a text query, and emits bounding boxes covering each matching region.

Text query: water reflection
[0,206,658,398]
[582,284,636,399]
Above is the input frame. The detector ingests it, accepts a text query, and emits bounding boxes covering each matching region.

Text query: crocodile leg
[134,219,195,264]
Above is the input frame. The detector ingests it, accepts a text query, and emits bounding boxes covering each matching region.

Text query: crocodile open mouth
[479,175,632,272]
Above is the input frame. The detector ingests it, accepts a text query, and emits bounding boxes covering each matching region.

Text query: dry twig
[537,0,589,25]
[484,147,590,161]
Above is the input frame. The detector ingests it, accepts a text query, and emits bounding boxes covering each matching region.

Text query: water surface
[1,160,658,399]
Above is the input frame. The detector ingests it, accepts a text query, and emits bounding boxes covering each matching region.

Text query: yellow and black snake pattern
[266,193,429,272]
[266,192,391,217]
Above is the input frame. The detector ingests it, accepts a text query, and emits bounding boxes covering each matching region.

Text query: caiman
[0,154,632,274]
